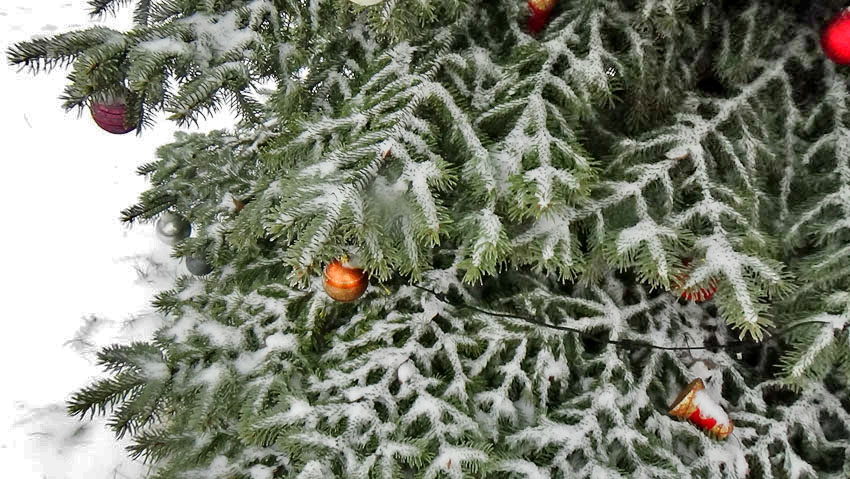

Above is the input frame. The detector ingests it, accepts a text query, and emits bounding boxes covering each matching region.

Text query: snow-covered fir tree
[8,0,850,477]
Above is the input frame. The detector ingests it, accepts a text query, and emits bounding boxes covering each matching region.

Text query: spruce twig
[412,284,827,352]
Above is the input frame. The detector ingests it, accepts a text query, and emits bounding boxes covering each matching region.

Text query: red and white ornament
[528,0,557,34]
[90,94,135,134]
[822,8,850,65]
[668,378,734,439]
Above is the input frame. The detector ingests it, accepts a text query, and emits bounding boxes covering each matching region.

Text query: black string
[411,284,825,352]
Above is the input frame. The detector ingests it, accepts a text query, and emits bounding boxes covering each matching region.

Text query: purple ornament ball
[90,99,136,134]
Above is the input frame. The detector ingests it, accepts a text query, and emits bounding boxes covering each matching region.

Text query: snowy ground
[0,2,233,478]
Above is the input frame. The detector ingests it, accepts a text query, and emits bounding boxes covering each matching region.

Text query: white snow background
[0,2,235,477]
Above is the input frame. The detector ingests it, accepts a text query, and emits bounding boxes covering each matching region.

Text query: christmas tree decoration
[669,378,734,440]
[155,212,191,245]
[13,0,850,476]
[322,258,368,302]
[674,261,718,302]
[822,8,850,65]
[528,0,557,33]
[90,96,135,134]
[677,280,718,302]
[185,255,213,276]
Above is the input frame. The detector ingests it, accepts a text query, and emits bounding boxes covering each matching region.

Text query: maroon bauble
[90,99,135,134]
[822,8,850,65]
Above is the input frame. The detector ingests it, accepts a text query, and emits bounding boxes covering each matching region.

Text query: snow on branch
[778,292,850,387]
[7,0,361,127]
[786,62,850,295]
[603,34,806,337]
[262,34,505,280]
[76,251,849,478]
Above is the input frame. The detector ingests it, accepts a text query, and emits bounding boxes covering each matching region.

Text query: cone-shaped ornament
[669,378,734,439]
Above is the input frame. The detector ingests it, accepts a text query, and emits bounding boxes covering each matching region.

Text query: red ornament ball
[679,282,718,303]
[822,9,850,65]
[90,98,135,134]
[528,0,557,34]
[674,261,718,303]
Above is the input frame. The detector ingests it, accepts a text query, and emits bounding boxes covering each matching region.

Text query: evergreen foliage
[8,0,850,477]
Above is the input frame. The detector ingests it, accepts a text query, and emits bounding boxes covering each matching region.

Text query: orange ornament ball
[323,259,368,302]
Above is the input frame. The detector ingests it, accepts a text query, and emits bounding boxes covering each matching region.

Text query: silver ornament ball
[155,212,191,245]
[185,255,213,276]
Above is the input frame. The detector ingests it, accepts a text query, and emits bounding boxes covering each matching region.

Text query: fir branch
[87,0,133,18]
[6,27,121,73]
[134,0,153,25]
[411,284,826,354]
[67,371,146,419]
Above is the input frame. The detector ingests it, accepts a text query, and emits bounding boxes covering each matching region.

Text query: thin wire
[411,284,826,352]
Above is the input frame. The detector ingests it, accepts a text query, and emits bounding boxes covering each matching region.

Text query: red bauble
[679,281,718,302]
[90,98,135,134]
[822,8,850,65]
[528,0,557,34]
[674,261,718,303]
